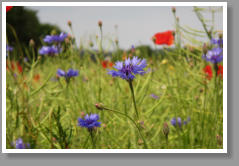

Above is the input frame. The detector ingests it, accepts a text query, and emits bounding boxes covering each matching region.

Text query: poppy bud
[95,103,104,110]
[200,88,204,93]
[202,43,208,54]
[216,135,222,145]
[103,123,107,128]
[29,39,35,47]
[172,7,176,13]
[219,33,223,39]
[195,96,199,101]
[152,36,156,43]
[163,122,169,138]
[172,31,175,37]
[80,112,85,117]
[115,39,119,45]
[138,139,143,145]
[89,41,94,47]
[208,30,212,37]
[98,20,102,28]
[52,137,56,142]
[68,20,72,27]
[138,121,145,129]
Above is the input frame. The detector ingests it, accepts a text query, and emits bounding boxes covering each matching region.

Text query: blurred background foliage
[7,7,62,49]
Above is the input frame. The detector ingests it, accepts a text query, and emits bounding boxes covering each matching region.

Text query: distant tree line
[7,7,62,49]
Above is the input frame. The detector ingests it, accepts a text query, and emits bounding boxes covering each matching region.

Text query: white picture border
[2,2,227,153]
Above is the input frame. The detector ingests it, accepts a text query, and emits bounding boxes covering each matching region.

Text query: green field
[5,6,223,149]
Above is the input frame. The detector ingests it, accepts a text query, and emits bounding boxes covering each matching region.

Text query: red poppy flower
[101,60,108,68]
[109,62,114,68]
[153,30,174,46]
[11,61,15,71]
[33,74,40,82]
[101,60,113,69]
[6,6,13,13]
[203,65,213,80]
[217,65,223,79]
[6,61,23,73]
[17,62,23,73]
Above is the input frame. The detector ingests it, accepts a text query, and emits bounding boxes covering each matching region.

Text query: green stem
[100,106,148,149]
[128,81,139,120]
[98,67,102,102]
[194,7,212,40]
[89,130,96,149]
[100,27,103,55]
[201,63,208,147]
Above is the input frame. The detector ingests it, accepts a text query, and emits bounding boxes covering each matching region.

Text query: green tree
[7,6,62,49]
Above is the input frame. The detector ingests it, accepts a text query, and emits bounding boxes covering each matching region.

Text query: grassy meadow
[5,6,223,149]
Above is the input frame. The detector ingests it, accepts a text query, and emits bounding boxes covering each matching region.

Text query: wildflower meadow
[5,6,224,150]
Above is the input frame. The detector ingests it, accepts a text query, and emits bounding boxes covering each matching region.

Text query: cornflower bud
[216,135,222,145]
[203,43,208,54]
[89,41,94,47]
[29,39,35,47]
[98,20,102,28]
[172,7,176,13]
[163,122,169,138]
[219,33,223,39]
[115,39,119,45]
[68,20,72,27]
[152,36,156,43]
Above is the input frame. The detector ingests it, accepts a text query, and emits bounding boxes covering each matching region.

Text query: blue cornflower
[184,117,191,125]
[43,32,67,43]
[108,56,147,81]
[14,138,30,149]
[57,68,79,83]
[6,45,13,57]
[211,38,223,47]
[177,117,182,127]
[57,32,68,42]
[78,114,101,129]
[202,47,223,64]
[171,117,182,127]
[171,118,177,126]
[39,45,60,55]
[43,35,58,43]
[57,68,79,78]
[150,94,159,99]
[7,45,13,52]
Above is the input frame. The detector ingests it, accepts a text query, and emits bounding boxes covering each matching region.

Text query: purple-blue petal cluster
[202,47,223,64]
[78,114,101,129]
[15,138,29,149]
[39,45,60,55]
[6,45,13,57]
[57,69,79,79]
[150,94,159,99]
[171,117,190,127]
[211,38,223,47]
[7,45,13,52]
[108,56,147,81]
[43,32,68,43]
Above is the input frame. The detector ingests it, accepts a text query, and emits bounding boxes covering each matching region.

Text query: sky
[27,6,223,50]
